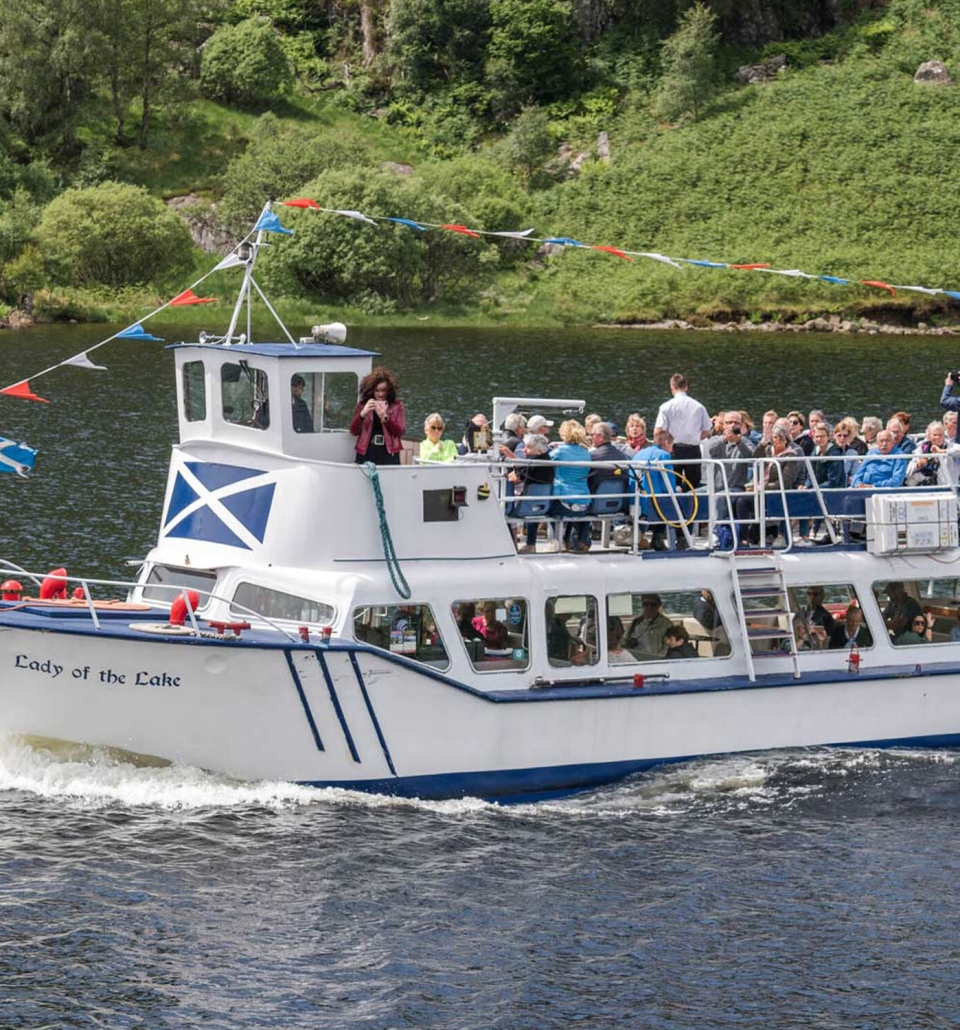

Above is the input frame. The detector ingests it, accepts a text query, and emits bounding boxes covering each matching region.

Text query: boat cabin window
[230,583,335,626]
[605,590,730,663]
[785,584,872,652]
[353,604,449,669]
[872,579,960,646]
[221,362,270,430]
[453,598,529,672]
[141,564,216,606]
[182,361,206,421]
[546,595,599,668]
[289,372,358,434]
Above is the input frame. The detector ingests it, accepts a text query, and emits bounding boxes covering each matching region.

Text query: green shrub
[200,17,292,108]
[37,182,194,288]
[259,168,489,307]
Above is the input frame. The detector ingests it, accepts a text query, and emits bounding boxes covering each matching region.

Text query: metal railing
[487,449,956,556]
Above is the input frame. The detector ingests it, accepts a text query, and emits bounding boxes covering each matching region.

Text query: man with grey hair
[851,430,906,488]
[886,417,914,454]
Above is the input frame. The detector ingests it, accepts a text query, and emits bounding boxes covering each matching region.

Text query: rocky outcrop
[601,317,960,335]
[166,194,234,254]
[914,60,953,85]
[597,131,610,163]
[733,54,787,85]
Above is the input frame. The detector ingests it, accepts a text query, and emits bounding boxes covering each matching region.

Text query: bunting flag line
[0,435,38,477]
[253,210,294,236]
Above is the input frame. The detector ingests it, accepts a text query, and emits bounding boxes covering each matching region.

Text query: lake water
[2,321,960,1028]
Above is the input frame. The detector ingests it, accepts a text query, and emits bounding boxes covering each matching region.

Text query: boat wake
[1,734,956,816]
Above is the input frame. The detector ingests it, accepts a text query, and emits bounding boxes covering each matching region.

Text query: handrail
[0,568,303,642]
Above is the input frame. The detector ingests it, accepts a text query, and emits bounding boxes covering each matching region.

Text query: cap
[527,415,554,432]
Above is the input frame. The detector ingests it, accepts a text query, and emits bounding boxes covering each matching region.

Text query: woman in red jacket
[349,367,406,465]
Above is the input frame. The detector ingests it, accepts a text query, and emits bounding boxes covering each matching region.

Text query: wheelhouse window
[453,598,529,672]
[353,604,449,669]
[141,564,216,606]
[231,583,334,625]
[182,361,206,421]
[786,583,872,652]
[546,595,599,668]
[289,371,358,434]
[222,362,270,430]
[873,579,960,647]
[605,590,730,663]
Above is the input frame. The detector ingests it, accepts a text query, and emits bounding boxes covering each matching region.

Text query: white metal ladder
[729,552,800,682]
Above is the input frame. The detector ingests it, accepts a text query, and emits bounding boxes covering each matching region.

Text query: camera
[949,370,960,387]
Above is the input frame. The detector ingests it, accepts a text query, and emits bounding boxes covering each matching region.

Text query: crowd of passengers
[349,366,960,552]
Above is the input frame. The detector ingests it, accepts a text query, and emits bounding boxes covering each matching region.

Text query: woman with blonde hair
[550,419,592,552]
[419,413,457,462]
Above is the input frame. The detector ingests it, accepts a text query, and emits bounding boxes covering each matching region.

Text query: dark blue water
[3,321,960,1028]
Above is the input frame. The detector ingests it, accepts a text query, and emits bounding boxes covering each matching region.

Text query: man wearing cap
[516,415,555,458]
[654,373,712,489]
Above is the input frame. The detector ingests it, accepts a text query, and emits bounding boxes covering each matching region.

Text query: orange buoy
[169,590,201,627]
[39,568,68,600]
[1,579,23,601]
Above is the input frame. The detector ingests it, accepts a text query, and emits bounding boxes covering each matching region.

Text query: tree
[654,2,719,122]
[386,0,491,91]
[200,17,292,107]
[37,182,195,288]
[0,0,98,147]
[486,0,581,111]
[498,106,554,185]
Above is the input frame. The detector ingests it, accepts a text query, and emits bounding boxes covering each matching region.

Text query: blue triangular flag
[942,290,960,301]
[385,217,428,232]
[0,436,37,477]
[254,211,294,236]
[543,237,588,248]
[682,258,728,268]
[818,275,850,286]
[117,322,164,341]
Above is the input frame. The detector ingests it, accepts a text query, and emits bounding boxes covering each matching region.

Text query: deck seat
[589,478,628,515]
[512,480,553,519]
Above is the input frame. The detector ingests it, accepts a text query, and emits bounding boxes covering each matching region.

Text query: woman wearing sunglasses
[895,611,934,646]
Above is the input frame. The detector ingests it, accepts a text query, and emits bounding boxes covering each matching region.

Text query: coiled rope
[636,465,699,528]
[361,462,411,599]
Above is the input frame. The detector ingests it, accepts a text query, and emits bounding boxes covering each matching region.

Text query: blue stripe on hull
[301,731,960,804]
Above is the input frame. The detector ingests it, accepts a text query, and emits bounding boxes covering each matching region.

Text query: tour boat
[3,211,960,802]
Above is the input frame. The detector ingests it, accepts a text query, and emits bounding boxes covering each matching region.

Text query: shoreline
[601,315,960,335]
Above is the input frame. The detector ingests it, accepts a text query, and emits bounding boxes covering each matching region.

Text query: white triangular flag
[755,268,814,278]
[62,352,107,371]
[334,209,378,225]
[488,228,536,239]
[214,253,244,271]
[634,251,684,269]
[889,284,942,295]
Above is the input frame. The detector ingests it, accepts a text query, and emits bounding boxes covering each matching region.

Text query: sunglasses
[789,418,801,425]
[913,619,926,626]
[835,431,850,437]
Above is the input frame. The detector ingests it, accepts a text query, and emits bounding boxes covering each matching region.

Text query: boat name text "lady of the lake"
[12,654,181,687]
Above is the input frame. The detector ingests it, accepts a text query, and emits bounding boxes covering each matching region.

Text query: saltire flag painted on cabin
[0,436,37,477]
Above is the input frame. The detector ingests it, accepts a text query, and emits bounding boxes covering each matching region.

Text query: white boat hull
[2,627,959,800]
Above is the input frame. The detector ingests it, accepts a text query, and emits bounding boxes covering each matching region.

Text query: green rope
[361,461,411,599]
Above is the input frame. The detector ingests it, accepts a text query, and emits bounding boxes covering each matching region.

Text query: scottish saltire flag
[253,211,294,235]
[162,461,276,550]
[0,436,37,477]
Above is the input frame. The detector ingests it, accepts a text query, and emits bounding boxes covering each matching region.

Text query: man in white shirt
[654,373,712,489]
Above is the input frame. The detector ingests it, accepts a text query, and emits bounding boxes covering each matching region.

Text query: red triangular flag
[170,288,216,306]
[1,380,49,403]
[729,263,771,270]
[593,245,633,261]
[441,224,481,238]
[862,280,896,296]
[283,198,321,209]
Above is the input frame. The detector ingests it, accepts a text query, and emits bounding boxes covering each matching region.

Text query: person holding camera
[940,371,960,442]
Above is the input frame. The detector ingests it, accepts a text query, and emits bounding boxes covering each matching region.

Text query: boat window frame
[229,581,336,627]
[288,370,359,435]
[182,360,207,422]
[604,589,733,665]
[451,597,531,674]
[220,360,270,431]
[545,594,600,669]
[352,602,451,671]
[871,577,960,648]
[785,582,875,653]
[140,564,217,607]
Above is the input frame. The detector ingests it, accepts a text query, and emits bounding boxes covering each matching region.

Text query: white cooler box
[866,491,959,554]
